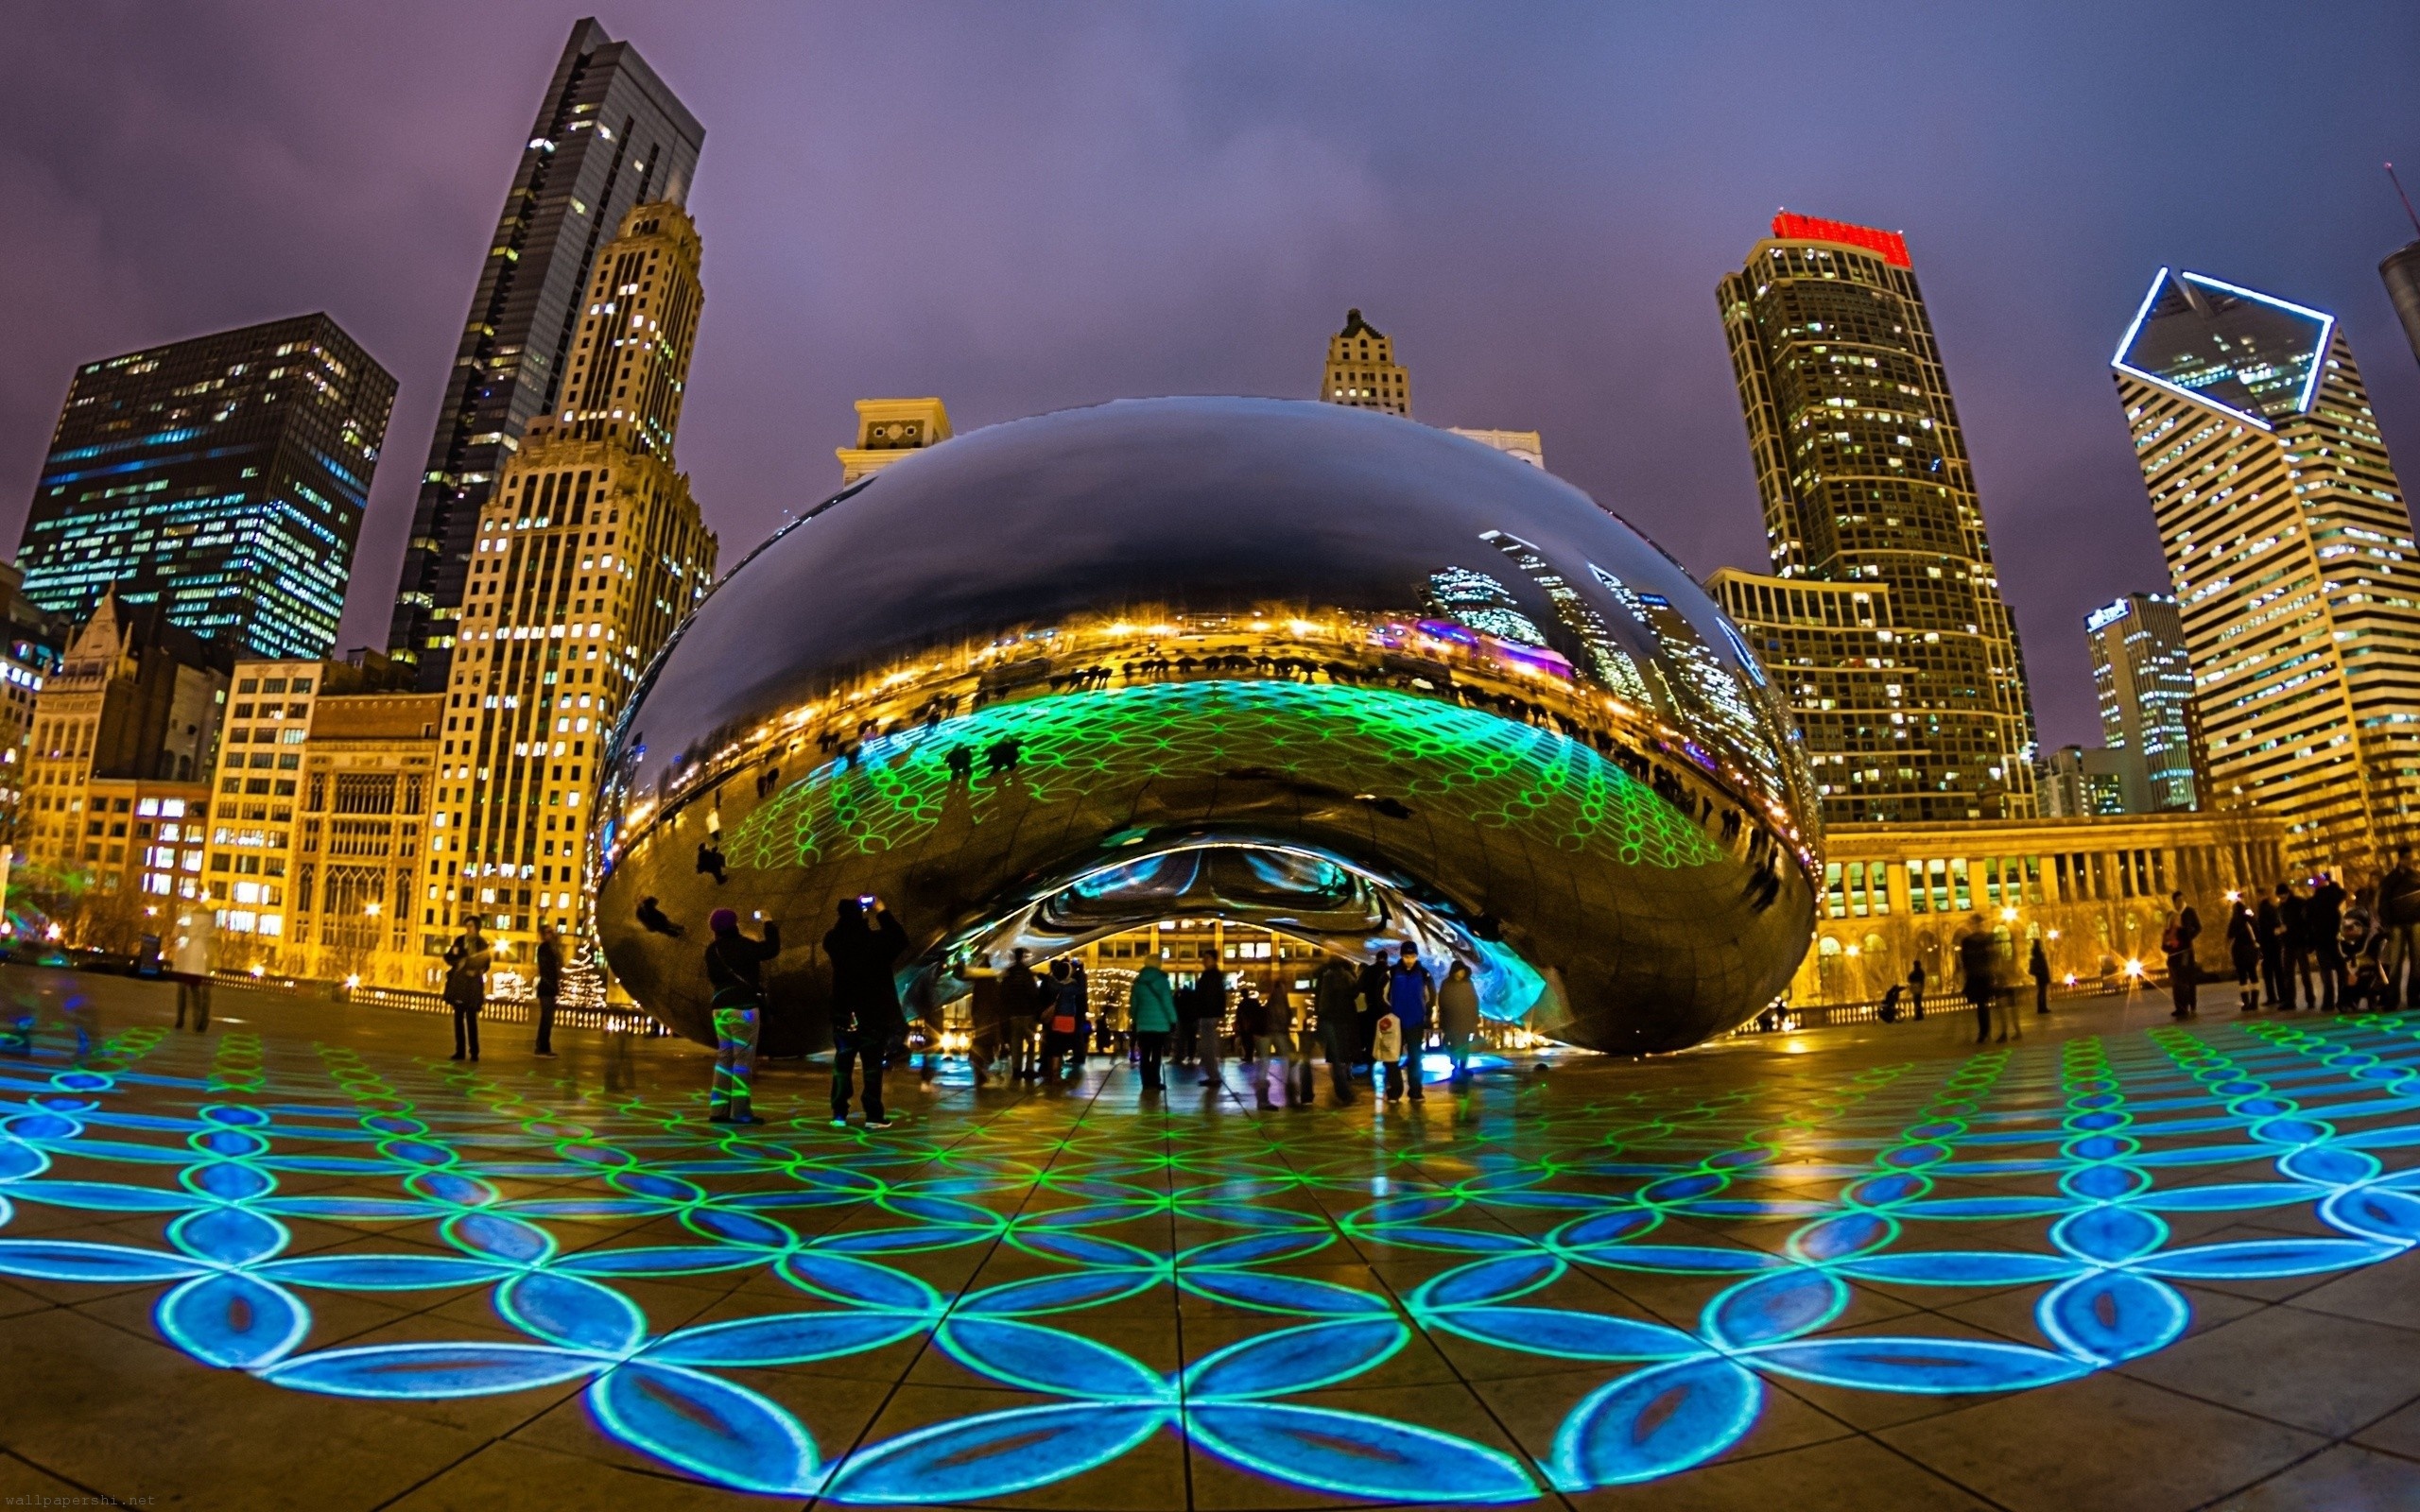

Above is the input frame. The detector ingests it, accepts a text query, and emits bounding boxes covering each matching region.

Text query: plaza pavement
[0,964,2416,1510]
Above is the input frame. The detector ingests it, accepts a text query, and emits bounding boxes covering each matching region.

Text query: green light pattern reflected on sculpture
[724,679,1721,873]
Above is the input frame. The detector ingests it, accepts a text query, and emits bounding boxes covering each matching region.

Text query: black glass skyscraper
[386,17,702,689]
[18,313,395,661]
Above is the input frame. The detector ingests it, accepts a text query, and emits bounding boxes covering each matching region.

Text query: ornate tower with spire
[1319,309,1410,417]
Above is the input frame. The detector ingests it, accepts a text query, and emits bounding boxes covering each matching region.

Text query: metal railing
[1730,975,2154,1035]
[207,969,669,1036]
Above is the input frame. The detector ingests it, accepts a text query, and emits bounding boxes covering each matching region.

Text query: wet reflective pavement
[1,966,2417,1510]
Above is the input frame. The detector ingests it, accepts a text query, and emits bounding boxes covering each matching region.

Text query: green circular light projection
[723,679,1722,873]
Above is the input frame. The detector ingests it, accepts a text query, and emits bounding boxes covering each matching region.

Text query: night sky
[7,2,2419,748]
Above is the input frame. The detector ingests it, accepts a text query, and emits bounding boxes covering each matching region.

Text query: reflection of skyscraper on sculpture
[1589,564,1787,804]
[1478,531,1655,706]
[1425,568,1549,648]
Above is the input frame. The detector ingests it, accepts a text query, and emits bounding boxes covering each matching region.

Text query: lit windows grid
[2115,319,2420,862]
[1720,234,2037,825]
[19,314,394,662]
[440,444,714,954]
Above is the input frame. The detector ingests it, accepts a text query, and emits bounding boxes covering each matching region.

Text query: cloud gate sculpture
[594,397,1818,1055]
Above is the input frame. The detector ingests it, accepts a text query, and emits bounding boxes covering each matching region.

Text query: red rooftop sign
[1771,213,1911,268]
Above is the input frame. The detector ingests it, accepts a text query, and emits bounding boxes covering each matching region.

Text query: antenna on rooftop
[2391,163,2420,238]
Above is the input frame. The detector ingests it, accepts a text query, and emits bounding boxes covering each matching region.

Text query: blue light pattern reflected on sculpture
[3,1009,2419,1502]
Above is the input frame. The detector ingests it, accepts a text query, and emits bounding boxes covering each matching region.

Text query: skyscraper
[18,314,395,661]
[435,202,717,968]
[2084,592,2201,812]
[1710,212,2038,824]
[2111,266,2420,868]
[1319,309,1409,416]
[387,18,702,690]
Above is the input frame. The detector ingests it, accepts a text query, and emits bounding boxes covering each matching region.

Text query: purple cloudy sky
[6,2,2419,747]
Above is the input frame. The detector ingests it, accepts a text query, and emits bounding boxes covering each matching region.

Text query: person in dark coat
[1907,959,1927,1020]
[1314,954,1360,1104]
[533,921,563,1057]
[1040,958,1075,1080]
[2164,891,2203,1019]
[1956,919,1996,1044]
[2278,882,2312,1009]
[2308,873,2346,1011]
[2028,938,2051,1016]
[705,908,780,1123]
[1356,951,1392,1077]
[1000,947,1044,1080]
[2255,886,2288,1008]
[1190,951,1227,1089]
[2226,900,2261,1012]
[442,923,492,1061]
[2381,846,2420,1009]
[825,896,908,1126]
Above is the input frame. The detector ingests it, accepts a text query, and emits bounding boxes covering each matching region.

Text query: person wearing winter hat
[704,907,781,1124]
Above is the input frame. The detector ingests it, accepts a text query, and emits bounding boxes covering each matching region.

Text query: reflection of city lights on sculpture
[595,400,1820,1056]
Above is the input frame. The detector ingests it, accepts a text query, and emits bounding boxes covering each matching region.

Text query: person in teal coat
[1129,960,1177,1093]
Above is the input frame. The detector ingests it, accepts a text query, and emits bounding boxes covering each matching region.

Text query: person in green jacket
[1129,959,1177,1094]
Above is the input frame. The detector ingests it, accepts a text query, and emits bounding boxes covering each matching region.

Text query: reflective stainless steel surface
[595,397,1818,1054]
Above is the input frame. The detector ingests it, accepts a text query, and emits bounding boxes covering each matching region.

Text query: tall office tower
[837,398,952,486]
[18,314,395,660]
[438,202,717,971]
[2111,266,2420,868]
[2084,592,2201,812]
[388,18,703,690]
[18,592,231,915]
[1319,309,1410,416]
[1713,212,2039,825]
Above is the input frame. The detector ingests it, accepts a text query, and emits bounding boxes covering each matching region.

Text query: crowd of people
[675,901,1493,1127]
[1854,850,2420,1043]
[965,938,1487,1110]
[2213,852,2420,1015]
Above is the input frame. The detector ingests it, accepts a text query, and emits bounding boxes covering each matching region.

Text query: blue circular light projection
[1,1005,2417,1502]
